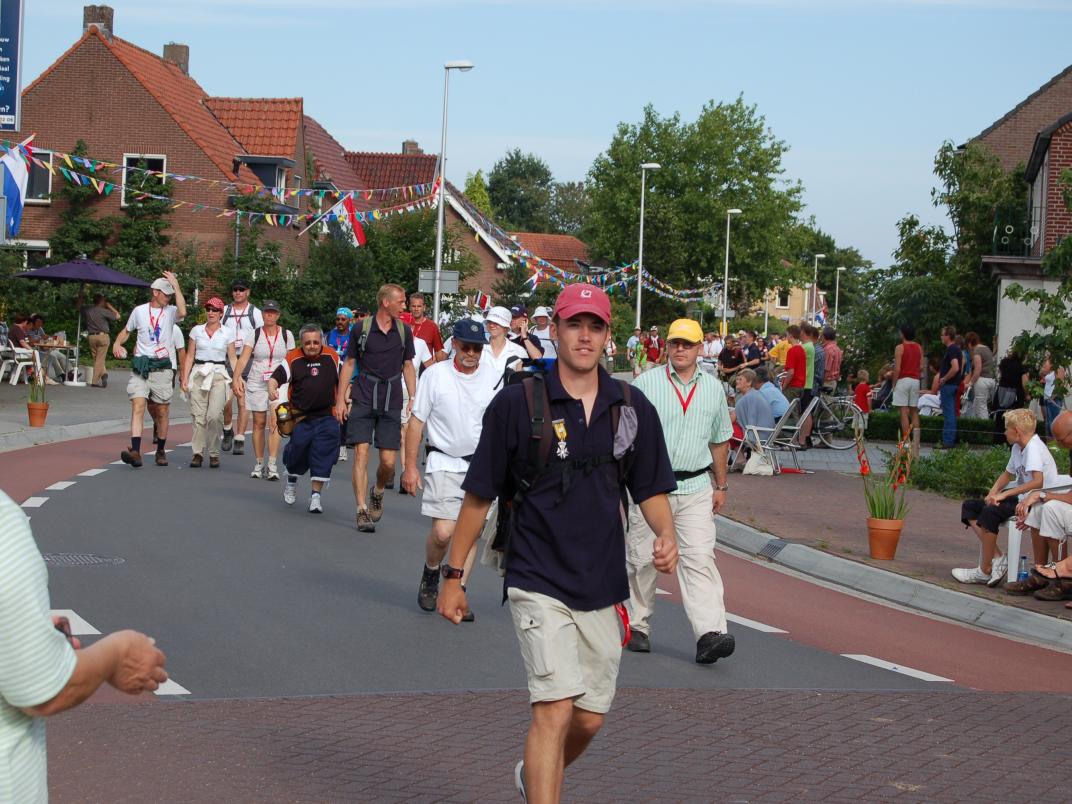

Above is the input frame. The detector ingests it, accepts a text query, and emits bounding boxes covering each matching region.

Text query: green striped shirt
[633,364,733,495]
[0,491,77,804]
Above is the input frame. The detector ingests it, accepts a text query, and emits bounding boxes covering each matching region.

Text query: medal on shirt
[552,419,569,459]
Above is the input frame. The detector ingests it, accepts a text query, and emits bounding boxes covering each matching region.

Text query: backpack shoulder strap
[356,316,373,359]
[395,318,407,347]
[518,374,553,495]
[252,326,262,350]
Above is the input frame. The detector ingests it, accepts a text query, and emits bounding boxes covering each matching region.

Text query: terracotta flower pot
[866,517,903,560]
[27,401,49,428]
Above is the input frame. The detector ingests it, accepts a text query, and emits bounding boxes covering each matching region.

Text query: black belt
[194,360,227,365]
[674,465,712,481]
[426,444,475,462]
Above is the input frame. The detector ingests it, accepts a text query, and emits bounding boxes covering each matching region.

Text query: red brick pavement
[48,689,1072,802]
[723,471,1072,622]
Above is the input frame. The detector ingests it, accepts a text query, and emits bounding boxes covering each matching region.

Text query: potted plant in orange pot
[857,434,912,559]
[27,351,49,427]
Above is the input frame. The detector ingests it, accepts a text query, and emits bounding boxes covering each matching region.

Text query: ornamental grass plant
[856,433,912,520]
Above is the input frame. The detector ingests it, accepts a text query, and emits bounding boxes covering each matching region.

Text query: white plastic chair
[4,339,34,385]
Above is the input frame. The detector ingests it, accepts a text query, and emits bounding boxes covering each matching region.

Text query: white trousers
[971,377,997,419]
[626,488,727,640]
[190,372,230,458]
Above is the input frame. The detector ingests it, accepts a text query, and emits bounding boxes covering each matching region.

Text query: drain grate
[42,553,125,567]
[756,539,788,561]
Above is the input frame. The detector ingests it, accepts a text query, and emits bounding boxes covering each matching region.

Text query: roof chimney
[402,140,423,155]
[162,42,190,75]
[83,5,114,40]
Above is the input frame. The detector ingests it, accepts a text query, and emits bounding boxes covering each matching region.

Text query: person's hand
[405,399,413,418]
[269,385,279,402]
[1016,492,1038,520]
[161,270,179,289]
[652,534,679,574]
[402,465,422,496]
[51,615,81,649]
[180,378,190,393]
[112,343,126,359]
[332,398,347,423]
[232,378,244,397]
[519,319,529,337]
[985,492,1001,506]
[107,630,168,695]
[437,581,467,624]
[712,489,726,515]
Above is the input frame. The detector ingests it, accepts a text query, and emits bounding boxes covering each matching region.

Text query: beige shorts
[1038,499,1072,541]
[245,380,274,413]
[892,377,920,408]
[507,587,622,714]
[127,369,174,404]
[420,470,466,520]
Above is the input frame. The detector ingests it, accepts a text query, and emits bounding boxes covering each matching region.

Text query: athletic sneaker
[514,760,527,802]
[283,477,297,505]
[251,462,264,479]
[338,446,348,462]
[988,555,1008,587]
[221,429,234,452]
[951,566,989,584]
[695,631,735,664]
[356,508,375,532]
[266,462,280,481]
[309,493,323,514]
[418,565,440,611]
[369,485,385,523]
[232,437,245,456]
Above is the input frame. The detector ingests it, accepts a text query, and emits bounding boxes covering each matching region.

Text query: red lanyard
[264,327,280,361]
[148,306,163,342]
[666,365,697,415]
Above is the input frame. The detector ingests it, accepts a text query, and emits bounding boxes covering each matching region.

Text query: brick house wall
[974,66,1072,171]
[1042,121,1072,253]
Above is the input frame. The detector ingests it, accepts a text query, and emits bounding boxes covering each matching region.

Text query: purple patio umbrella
[15,258,151,385]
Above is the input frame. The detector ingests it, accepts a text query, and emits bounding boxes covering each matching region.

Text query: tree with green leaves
[48,140,113,263]
[463,170,493,218]
[106,158,174,282]
[488,149,554,233]
[550,181,589,235]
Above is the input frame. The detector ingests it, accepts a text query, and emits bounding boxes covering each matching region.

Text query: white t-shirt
[247,327,295,387]
[412,359,501,474]
[1007,434,1059,497]
[125,303,179,368]
[222,303,263,353]
[188,324,236,363]
[703,339,722,361]
[481,338,527,379]
[412,336,432,374]
[0,492,78,804]
[169,324,185,366]
[531,325,557,359]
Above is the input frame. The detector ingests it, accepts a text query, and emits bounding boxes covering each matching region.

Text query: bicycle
[809,393,863,450]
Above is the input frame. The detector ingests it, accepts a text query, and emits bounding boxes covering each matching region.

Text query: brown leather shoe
[155,449,168,466]
[209,456,220,468]
[189,454,203,468]
[120,449,142,468]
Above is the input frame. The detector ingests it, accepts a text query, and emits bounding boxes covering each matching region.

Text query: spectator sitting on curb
[953,408,1058,588]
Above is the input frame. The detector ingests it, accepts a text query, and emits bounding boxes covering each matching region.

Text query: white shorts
[1038,499,1072,541]
[507,587,622,714]
[127,369,174,404]
[892,377,920,408]
[420,470,466,520]
[245,381,270,413]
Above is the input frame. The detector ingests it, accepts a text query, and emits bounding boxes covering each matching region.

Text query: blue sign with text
[0,0,24,132]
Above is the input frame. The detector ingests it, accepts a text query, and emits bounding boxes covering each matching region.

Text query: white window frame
[775,289,790,309]
[10,240,51,268]
[25,150,53,205]
[121,153,167,208]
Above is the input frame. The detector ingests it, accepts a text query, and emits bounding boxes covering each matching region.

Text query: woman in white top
[481,306,527,382]
[181,297,237,468]
[233,300,295,480]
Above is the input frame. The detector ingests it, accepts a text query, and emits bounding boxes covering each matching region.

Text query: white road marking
[842,654,953,682]
[46,481,77,491]
[21,497,49,508]
[726,613,788,634]
[78,468,108,477]
[176,442,192,448]
[655,589,671,596]
[50,609,100,635]
[154,679,191,696]
[110,460,126,465]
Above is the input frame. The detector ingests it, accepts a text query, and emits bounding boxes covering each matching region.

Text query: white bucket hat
[486,306,512,328]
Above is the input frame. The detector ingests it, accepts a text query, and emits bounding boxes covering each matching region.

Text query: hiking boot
[251,462,264,479]
[155,449,168,467]
[626,631,651,653]
[283,477,298,505]
[232,437,245,456]
[209,456,220,468]
[418,565,440,612]
[356,508,375,532]
[695,631,736,664]
[369,486,385,523]
[120,449,142,468]
[309,492,323,514]
[99,372,108,388]
[266,462,280,481]
[189,454,203,468]
[221,429,234,452]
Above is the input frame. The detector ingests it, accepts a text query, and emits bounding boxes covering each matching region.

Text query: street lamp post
[834,266,847,326]
[810,253,826,322]
[722,209,742,336]
[432,60,474,325]
[635,162,660,329]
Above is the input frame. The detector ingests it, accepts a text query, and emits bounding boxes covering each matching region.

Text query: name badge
[234,339,244,350]
[154,345,169,359]
[262,371,274,383]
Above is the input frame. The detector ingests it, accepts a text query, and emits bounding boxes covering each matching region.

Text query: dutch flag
[1,137,33,238]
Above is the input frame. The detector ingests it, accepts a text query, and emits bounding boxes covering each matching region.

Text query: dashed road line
[50,609,101,635]
[46,481,77,491]
[726,613,788,634]
[21,497,49,508]
[655,589,671,596]
[78,468,108,477]
[155,679,191,696]
[842,654,953,683]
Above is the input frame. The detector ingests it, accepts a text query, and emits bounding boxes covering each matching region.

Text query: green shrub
[910,444,1070,499]
[864,410,1045,445]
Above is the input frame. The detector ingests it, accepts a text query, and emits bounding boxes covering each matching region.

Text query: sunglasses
[668,340,698,349]
[457,342,484,353]
[205,306,223,313]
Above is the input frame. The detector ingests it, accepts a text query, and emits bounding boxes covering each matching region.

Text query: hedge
[910,444,1070,499]
[864,410,1045,446]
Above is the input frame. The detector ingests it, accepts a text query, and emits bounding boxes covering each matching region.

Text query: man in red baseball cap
[437,283,679,802]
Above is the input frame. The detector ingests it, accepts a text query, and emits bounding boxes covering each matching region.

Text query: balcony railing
[990,202,1040,258]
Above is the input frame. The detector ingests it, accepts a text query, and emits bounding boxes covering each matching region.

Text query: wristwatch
[713,483,729,492]
[1039,492,1048,501]
[441,564,464,580]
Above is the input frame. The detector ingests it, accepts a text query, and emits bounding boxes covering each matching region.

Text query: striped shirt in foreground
[633,363,733,495]
[0,491,77,804]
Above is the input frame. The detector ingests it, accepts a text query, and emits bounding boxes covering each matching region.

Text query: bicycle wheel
[816,397,860,449]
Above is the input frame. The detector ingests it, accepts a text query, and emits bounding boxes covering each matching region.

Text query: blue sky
[24,1,1072,267]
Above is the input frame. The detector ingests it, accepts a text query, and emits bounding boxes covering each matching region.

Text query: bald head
[1052,411,1072,448]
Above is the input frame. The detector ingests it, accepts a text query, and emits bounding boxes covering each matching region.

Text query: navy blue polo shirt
[463,365,676,611]
[345,318,415,409]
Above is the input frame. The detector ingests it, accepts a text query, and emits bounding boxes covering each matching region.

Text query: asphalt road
[20,432,1072,701]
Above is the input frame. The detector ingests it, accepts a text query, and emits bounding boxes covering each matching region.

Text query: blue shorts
[283,415,340,481]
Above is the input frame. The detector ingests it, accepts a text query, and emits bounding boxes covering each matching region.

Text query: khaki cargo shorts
[892,377,920,407]
[507,587,622,714]
[127,369,174,404]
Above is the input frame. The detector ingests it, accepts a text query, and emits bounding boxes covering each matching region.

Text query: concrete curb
[0,417,193,453]
[716,515,1072,651]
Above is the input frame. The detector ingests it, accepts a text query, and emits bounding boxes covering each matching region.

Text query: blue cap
[335,307,352,318]
[452,318,487,345]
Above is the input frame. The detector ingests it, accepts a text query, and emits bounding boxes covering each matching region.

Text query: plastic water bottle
[1017,556,1029,582]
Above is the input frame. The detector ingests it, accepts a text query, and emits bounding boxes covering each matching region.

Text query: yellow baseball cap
[667,318,703,343]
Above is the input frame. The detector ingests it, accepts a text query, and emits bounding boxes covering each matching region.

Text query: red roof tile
[509,232,589,271]
[303,115,366,191]
[345,151,438,189]
[206,97,303,158]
